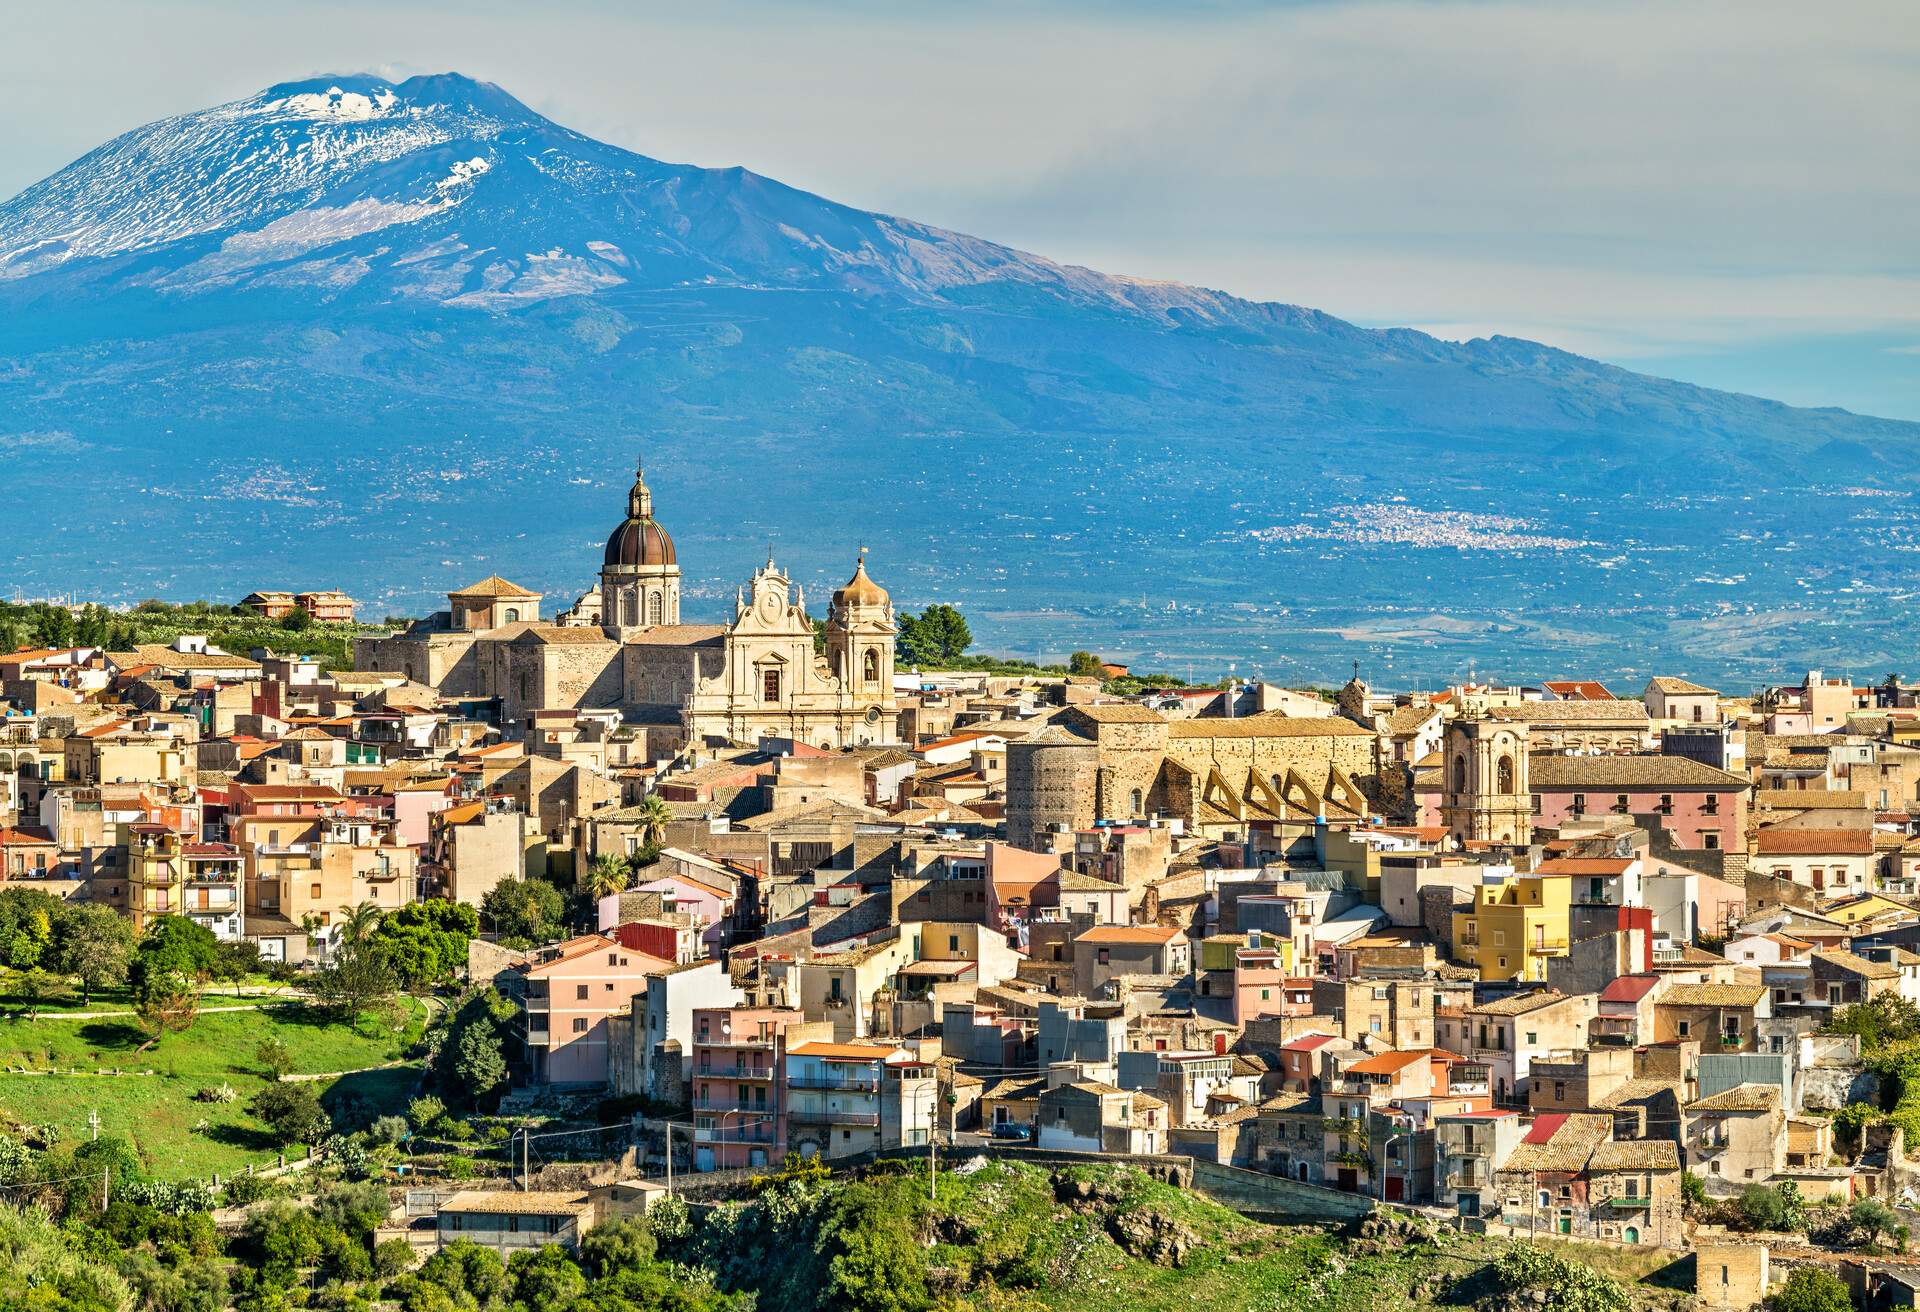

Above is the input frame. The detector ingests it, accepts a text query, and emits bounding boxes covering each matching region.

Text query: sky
[4,0,1916,420]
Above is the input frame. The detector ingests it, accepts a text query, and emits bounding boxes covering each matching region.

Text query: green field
[0,998,424,1180]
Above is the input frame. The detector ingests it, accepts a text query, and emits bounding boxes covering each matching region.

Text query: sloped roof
[450,575,540,598]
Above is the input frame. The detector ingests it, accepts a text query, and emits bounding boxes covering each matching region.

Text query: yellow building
[1452,872,1572,982]
[123,824,244,939]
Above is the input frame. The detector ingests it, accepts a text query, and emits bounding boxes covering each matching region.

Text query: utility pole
[519,1129,529,1192]
[101,1165,109,1212]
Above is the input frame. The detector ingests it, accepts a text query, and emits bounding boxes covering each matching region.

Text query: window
[1678,1021,1691,1037]
[608,952,619,965]
[1612,793,1630,815]
[948,934,959,951]
[1129,788,1143,815]
[1704,833,1720,850]
[1525,1032,1538,1045]
[1702,794,1719,815]
[309,883,321,899]
[1657,794,1673,815]
[1553,1081,1565,1100]
[576,984,590,1000]
[572,1018,588,1033]
[762,668,781,703]
[647,592,664,626]
[1496,755,1514,793]
[863,648,880,684]
[1571,794,1586,816]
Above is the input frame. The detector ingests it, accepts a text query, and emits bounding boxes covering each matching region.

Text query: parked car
[989,1121,1033,1141]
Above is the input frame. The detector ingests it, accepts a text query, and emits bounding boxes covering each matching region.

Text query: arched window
[1496,754,1514,794]
[1451,755,1467,794]
[647,592,663,626]
[1130,788,1144,816]
[863,648,880,684]
[621,591,638,626]
[502,608,519,624]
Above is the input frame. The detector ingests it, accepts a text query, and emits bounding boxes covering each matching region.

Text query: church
[353,460,898,753]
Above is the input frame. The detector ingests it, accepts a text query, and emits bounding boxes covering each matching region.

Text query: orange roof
[0,825,56,845]
[1755,828,1874,856]
[1346,1050,1427,1076]
[1076,925,1183,945]
[787,1040,902,1061]
[437,802,487,826]
[1534,858,1635,875]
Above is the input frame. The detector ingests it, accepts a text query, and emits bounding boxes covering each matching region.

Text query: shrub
[1738,1181,1808,1233]
[195,1082,239,1103]
[441,1156,479,1181]
[250,1081,332,1146]
[1489,1245,1629,1312]
[1768,1266,1853,1312]
[224,1173,274,1207]
[374,1236,417,1277]
[406,1097,445,1131]
[369,1116,410,1146]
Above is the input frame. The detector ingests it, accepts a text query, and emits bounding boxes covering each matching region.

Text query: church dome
[603,459,676,569]
[833,551,888,609]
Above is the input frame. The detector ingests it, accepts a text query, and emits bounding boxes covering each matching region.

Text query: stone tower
[600,457,679,628]
[1440,715,1533,846]
[825,549,896,699]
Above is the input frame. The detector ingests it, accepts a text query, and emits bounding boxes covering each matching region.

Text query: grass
[0,975,293,1017]
[0,997,424,1180]
[908,1161,1690,1312]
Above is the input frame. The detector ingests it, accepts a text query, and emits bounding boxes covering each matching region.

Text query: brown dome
[604,457,676,568]
[604,517,675,568]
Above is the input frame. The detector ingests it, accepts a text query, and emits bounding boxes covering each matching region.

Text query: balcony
[1600,1196,1652,1209]
[1445,1169,1488,1189]
[527,1025,551,1047]
[696,1066,775,1082]
[525,994,551,1014]
[787,1074,879,1092]
[692,1096,772,1113]
[697,1036,777,1051]
[694,1124,777,1144]
[785,1107,880,1127]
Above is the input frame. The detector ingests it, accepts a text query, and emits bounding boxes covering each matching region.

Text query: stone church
[354,459,898,752]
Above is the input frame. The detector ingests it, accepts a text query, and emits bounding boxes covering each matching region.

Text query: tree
[334,900,386,947]
[896,604,971,666]
[481,878,566,949]
[452,1020,508,1104]
[815,1178,931,1312]
[1824,993,1920,1052]
[634,793,673,850]
[209,939,262,995]
[1681,1169,1707,1209]
[507,1245,587,1308]
[1067,651,1105,677]
[578,1214,656,1277]
[1737,1181,1807,1233]
[430,988,518,1109]
[133,969,200,1050]
[50,904,133,1004]
[256,1037,295,1082]
[371,900,476,989]
[249,1081,331,1146]
[131,916,218,993]
[1768,1267,1853,1312]
[585,854,631,902]
[279,608,312,633]
[1851,1196,1902,1251]
[14,968,73,1018]
[307,933,398,1022]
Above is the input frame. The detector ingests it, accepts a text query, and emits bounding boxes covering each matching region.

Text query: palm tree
[335,900,386,947]
[636,793,673,849]
[585,854,631,902]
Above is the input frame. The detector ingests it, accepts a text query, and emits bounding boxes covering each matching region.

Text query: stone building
[355,460,897,752]
[1005,705,1380,848]
[1440,716,1532,846]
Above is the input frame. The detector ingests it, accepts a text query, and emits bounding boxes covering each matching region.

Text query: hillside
[4,73,1918,683]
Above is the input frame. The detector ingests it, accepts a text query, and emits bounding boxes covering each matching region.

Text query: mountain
[4,72,1918,686]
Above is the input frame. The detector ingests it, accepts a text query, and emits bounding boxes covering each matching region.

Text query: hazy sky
[6,0,1917,418]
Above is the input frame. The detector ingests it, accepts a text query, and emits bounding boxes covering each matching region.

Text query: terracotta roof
[1686,1084,1780,1113]
[1647,677,1719,696]
[1659,982,1767,1008]
[787,1040,904,1061]
[1168,716,1371,738]
[450,575,540,599]
[1529,756,1748,789]
[1813,948,1899,980]
[1470,990,1568,1017]
[1489,700,1649,723]
[1071,704,1167,725]
[1589,1139,1680,1170]
[1075,925,1184,946]
[1756,789,1868,811]
[1754,828,1873,856]
[1543,681,1617,701]
[1345,1050,1428,1076]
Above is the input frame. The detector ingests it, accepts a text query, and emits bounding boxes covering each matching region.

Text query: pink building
[630,871,736,956]
[689,1006,814,1169]
[1528,758,1747,853]
[522,933,672,1087]
[1231,949,1307,1025]
[391,777,457,848]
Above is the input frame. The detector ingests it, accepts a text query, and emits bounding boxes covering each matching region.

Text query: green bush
[1489,1245,1629,1312]
[1768,1266,1853,1312]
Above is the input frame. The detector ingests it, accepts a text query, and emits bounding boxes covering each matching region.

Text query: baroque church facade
[354,460,898,752]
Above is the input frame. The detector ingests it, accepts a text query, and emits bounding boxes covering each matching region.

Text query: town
[0,461,1912,1312]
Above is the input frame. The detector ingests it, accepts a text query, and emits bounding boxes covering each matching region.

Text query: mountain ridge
[2,72,1916,684]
